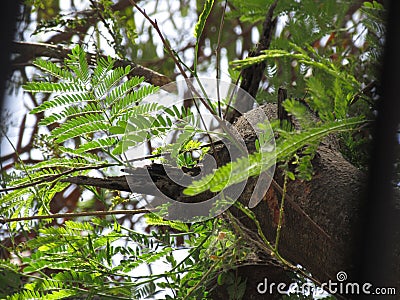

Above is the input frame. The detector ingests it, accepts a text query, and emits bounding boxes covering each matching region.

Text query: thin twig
[349,80,376,106]
[0,208,151,223]
[130,1,222,157]
[215,0,228,118]
[130,1,248,157]
[0,163,118,193]
[131,0,226,120]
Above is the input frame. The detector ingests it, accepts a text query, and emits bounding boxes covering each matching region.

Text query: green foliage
[360,1,385,64]
[231,29,374,167]
[3,218,179,299]
[229,0,350,43]
[194,0,215,40]
[177,139,210,168]
[2,215,249,299]
[117,104,197,155]
[1,0,382,299]
[185,117,366,196]
[152,136,211,168]
[145,213,189,232]
[2,41,250,299]
[1,45,158,222]
[25,47,158,147]
[232,45,358,93]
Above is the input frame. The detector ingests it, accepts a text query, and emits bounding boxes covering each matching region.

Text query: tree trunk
[222,104,399,298]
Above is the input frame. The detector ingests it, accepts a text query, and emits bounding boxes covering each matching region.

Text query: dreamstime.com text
[256,271,397,297]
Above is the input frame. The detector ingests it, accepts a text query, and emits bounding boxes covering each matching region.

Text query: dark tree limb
[225,0,278,123]
[239,0,278,98]
[63,175,130,192]
[12,41,171,87]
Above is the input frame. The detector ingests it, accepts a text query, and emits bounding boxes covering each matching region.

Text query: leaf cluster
[1,213,254,299]
[1,45,158,222]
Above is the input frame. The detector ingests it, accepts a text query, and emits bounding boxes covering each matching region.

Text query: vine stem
[274,172,288,251]
[232,202,339,297]
[0,208,151,223]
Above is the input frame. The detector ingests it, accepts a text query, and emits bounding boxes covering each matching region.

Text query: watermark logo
[336,271,347,282]
[257,271,397,297]
[122,77,276,222]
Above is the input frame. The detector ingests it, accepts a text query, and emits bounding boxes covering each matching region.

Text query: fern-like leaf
[145,213,189,232]
[50,114,109,143]
[32,59,74,81]
[93,65,131,100]
[105,75,144,107]
[231,46,359,88]
[38,102,102,126]
[23,81,87,94]
[30,92,94,114]
[65,45,90,85]
[92,56,115,86]
[75,137,119,153]
[184,117,366,195]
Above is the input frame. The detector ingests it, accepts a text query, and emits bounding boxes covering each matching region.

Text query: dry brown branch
[12,41,171,87]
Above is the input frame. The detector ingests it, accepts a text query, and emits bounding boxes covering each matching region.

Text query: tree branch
[0,163,117,193]
[0,208,150,223]
[12,41,171,87]
[44,0,132,44]
[62,175,130,192]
